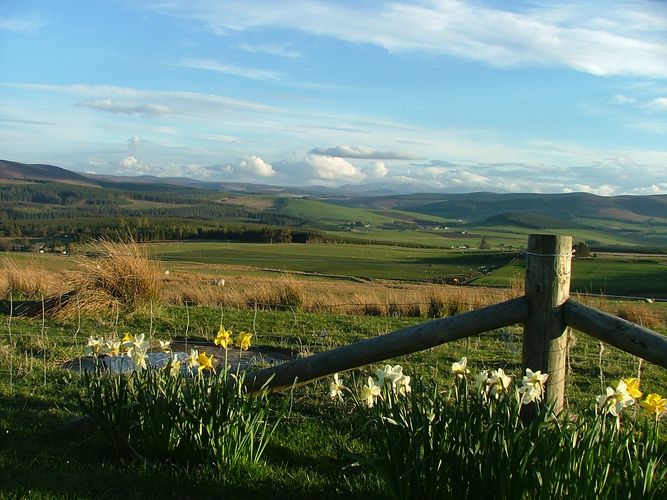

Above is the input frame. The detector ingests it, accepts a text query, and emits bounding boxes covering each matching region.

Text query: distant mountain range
[2,159,667,227]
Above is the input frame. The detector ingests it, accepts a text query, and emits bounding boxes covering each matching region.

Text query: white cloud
[613,94,635,104]
[647,97,667,112]
[79,99,170,117]
[0,14,46,33]
[369,161,388,178]
[151,0,667,78]
[10,83,280,116]
[237,42,301,58]
[236,155,276,177]
[181,58,283,81]
[628,183,667,195]
[309,144,421,160]
[196,134,240,143]
[211,156,276,178]
[117,156,152,174]
[306,155,366,182]
[119,156,139,168]
[127,135,143,151]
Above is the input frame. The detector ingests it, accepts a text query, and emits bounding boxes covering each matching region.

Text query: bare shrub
[56,239,162,319]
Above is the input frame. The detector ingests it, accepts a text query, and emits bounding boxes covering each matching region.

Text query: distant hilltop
[0,159,100,187]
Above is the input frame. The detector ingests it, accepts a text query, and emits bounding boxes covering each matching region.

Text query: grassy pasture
[151,241,514,282]
[276,198,453,228]
[476,254,667,298]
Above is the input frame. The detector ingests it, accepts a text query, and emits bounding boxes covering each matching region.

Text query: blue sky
[1,0,666,194]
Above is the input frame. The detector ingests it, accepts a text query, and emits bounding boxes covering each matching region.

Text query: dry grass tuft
[0,258,65,299]
[616,302,662,330]
[244,276,305,310]
[55,238,162,319]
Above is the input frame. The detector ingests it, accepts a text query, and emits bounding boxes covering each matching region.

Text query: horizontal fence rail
[565,299,667,369]
[244,297,529,392]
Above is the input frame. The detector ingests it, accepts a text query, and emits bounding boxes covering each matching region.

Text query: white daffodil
[360,377,382,408]
[158,339,171,352]
[329,373,346,401]
[396,375,411,396]
[475,370,490,393]
[132,333,150,351]
[519,368,549,404]
[597,379,635,417]
[488,368,512,399]
[84,336,104,356]
[376,364,404,389]
[103,339,122,357]
[132,348,148,371]
[451,357,470,378]
[187,349,200,369]
[169,354,182,377]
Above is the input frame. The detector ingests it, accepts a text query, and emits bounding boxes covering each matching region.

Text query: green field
[475,255,667,297]
[151,241,514,282]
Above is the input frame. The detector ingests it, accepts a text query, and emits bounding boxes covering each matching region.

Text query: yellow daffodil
[197,352,215,373]
[329,373,345,401]
[641,393,667,419]
[623,378,643,399]
[158,339,171,352]
[215,327,232,350]
[451,357,470,378]
[121,332,132,343]
[360,377,382,408]
[236,332,253,351]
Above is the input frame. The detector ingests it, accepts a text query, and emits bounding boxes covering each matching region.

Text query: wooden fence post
[523,234,572,414]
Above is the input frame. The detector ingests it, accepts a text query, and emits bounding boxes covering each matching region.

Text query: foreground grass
[1,305,666,497]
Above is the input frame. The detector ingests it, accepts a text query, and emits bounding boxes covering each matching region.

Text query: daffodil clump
[328,364,411,408]
[85,332,153,371]
[84,332,220,377]
[360,360,666,499]
[79,326,283,472]
[596,377,667,423]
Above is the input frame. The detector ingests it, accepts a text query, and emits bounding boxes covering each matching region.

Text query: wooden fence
[245,234,667,413]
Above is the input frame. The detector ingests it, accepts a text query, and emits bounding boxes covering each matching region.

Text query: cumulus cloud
[369,161,388,178]
[309,145,421,160]
[236,155,276,177]
[628,183,667,195]
[78,99,169,117]
[306,155,366,182]
[117,156,152,174]
[211,156,276,177]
